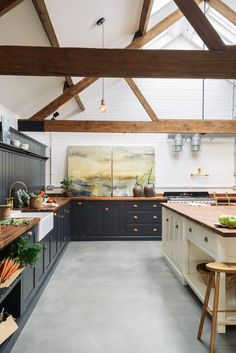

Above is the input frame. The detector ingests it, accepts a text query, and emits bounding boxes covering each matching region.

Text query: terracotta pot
[30,195,43,209]
[133,184,143,197]
[144,183,155,197]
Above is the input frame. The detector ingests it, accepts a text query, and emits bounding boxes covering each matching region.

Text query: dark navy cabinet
[71,200,162,240]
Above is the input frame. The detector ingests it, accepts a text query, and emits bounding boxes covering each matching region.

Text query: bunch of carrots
[0,258,20,284]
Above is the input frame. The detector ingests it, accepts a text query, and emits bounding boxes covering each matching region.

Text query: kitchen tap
[7,181,28,208]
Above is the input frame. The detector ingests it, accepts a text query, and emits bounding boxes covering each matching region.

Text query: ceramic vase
[144,183,154,197]
[133,184,143,197]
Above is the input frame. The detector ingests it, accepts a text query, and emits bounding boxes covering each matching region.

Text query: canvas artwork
[68,146,112,196]
[112,146,155,196]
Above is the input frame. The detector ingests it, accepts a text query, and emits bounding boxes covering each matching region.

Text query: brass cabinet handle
[61,215,64,219]
[166,218,169,222]
[54,213,57,217]
[134,215,138,219]
[204,236,208,243]
[153,228,157,232]
[105,207,109,212]
[44,245,48,250]
[153,215,157,219]
[133,204,138,208]
[175,224,178,229]
[27,231,33,237]
[133,228,138,232]
[77,202,82,205]
[189,227,192,232]
[153,204,157,208]
[67,210,70,214]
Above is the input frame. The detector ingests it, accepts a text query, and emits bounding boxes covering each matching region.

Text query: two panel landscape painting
[68,146,155,196]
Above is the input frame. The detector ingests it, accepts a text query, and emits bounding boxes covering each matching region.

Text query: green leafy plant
[135,175,142,185]
[146,167,153,184]
[60,178,73,192]
[9,237,42,267]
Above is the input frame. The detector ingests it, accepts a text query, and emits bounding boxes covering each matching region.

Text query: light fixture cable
[97,17,106,113]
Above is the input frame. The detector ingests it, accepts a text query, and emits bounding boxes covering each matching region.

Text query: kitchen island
[162,203,236,333]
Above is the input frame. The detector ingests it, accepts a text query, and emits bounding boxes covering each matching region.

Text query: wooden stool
[197,262,236,353]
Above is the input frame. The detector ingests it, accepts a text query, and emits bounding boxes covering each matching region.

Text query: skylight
[151,0,172,15]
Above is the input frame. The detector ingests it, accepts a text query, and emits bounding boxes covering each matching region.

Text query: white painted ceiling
[0,0,235,121]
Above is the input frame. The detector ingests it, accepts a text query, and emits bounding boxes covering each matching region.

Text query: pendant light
[97,17,107,113]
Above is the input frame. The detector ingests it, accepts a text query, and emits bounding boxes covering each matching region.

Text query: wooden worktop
[162,203,236,237]
[0,218,40,250]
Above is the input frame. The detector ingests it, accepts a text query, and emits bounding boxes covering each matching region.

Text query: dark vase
[63,191,72,197]
[133,184,143,197]
[144,183,155,197]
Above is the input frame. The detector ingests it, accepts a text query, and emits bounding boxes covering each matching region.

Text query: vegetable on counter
[0,218,34,226]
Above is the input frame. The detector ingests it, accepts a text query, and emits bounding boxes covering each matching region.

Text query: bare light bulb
[99,99,107,113]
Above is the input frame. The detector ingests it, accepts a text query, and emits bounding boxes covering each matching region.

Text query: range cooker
[163,191,215,204]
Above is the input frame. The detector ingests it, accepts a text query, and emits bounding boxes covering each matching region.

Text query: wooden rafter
[0,0,24,17]
[32,0,85,111]
[1,46,235,78]
[207,0,236,26]
[125,78,158,121]
[25,2,202,120]
[173,0,225,50]
[138,0,154,36]
[18,119,236,134]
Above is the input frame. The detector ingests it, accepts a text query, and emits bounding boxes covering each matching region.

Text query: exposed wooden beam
[125,78,158,121]
[128,0,203,49]
[18,119,236,134]
[207,0,236,26]
[32,0,85,111]
[1,46,235,78]
[173,0,225,50]
[138,0,154,36]
[0,0,24,17]
[27,3,202,120]
[29,77,97,121]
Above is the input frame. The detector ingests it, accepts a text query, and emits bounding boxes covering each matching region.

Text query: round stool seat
[206,262,236,274]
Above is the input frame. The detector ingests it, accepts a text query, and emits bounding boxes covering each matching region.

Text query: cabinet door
[21,228,36,313]
[105,202,126,236]
[50,228,57,262]
[84,202,105,236]
[71,201,84,239]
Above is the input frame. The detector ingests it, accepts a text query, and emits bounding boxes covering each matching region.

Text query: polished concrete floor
[11,241,236,353]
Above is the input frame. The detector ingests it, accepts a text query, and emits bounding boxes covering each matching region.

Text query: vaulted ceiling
[0,0,235,133]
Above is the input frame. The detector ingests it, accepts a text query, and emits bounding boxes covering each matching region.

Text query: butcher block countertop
[21,195,167,212]
[162,203,236,237]
[0,218,40,250]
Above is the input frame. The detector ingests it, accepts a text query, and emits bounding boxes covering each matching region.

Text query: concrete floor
[11,241,236,353]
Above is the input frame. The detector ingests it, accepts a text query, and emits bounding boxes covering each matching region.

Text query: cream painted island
[162,203,236,333]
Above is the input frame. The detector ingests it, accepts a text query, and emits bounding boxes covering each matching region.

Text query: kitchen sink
[11,210,54,241]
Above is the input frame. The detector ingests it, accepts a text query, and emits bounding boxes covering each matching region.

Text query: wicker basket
[196,262,236,289]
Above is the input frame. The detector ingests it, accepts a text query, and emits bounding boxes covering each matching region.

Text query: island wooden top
[162,203,236,237]
[0,218,40,250]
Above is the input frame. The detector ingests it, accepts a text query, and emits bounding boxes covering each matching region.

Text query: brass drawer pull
[77,202,82,205]
[153,215,157,219]
[133,204,138,208]
[133,228,138,232]
[67,210,70,214]
[153,228,157,232]
[105,207,109,212]
[61,215,64,219]
[153,204,157,208]
[54,213,57,217]
[27,231,33,237]
[44,245,48,250]
[166,218,169,222]
[175,224,178,229]
[134,216,138,219]
[204,236,208,243]
[189,227,192,232]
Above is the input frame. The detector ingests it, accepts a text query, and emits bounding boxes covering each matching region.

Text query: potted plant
[60,178,73,197]
[144,167,155,197]
[133,175,143,197]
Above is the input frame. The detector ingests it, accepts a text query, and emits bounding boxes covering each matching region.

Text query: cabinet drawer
[127,224,161,236]
[126,201,161,211]
[185,221,217,257]
[127,212,161,224]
